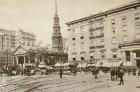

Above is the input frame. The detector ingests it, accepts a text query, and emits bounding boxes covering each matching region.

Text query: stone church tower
[52,0,63,53]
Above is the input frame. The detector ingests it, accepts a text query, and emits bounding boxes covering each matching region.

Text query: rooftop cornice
[66,0,140,26]
[119,40,140,47]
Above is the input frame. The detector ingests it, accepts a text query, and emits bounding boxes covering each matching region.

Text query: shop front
[119,41,140,69]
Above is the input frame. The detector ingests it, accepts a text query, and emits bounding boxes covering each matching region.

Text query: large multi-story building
[15,29,36,48]
[0,29,16,50]
[0,28,36,51]
[66,0,140,68]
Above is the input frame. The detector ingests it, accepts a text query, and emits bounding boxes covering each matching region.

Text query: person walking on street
[60,67,63,79]
[92,67,98,79]
[118,68,125,85]
[110,68,115,81]
[138,68,140,76]
[133,68,136,75]
[115,68,119,81]
[128,68,131,75]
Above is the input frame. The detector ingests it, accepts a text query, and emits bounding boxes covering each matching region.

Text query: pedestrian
[92,67,98,79]
[0,68,2,76]
[133,68,136,75]
[92,68,95,75]
[128,68,131,75]
[138,68,140,76]
[115,68,119,81]
[118,68,125,85]
[60,67,63,79]
[94,68,98,79]
[110,68,115,81]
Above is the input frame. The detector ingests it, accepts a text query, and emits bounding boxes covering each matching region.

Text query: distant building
[0,28,36,51]
[0,29,16,50]
[66,0,140,68]
[15,29,36,48]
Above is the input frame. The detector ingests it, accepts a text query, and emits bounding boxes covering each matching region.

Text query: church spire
[55,0,58,16]
[53,0,60,34]
[52,0,63,53]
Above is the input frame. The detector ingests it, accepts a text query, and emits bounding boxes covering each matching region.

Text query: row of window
[72,54,117,61]
[89,30,104,37]
[112,35,128,44]
[22,42,34,46]
[72,36,84,40]
[73,57,84,61]
[111,13,140,25]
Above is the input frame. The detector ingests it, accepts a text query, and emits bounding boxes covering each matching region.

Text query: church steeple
[55,0,58,16]
[52,0,63,53]
[53,0,60,35]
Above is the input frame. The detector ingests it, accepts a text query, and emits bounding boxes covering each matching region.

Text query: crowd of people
[109,67,140,85]
[110,68,125,85]
[0,64,140,86]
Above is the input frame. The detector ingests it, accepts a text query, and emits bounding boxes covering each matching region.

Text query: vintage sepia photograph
[0,0,140,92]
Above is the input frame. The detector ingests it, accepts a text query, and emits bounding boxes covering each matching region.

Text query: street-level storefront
[119,41,140,69]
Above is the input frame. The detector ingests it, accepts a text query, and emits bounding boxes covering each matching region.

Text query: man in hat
[118,68,125,85]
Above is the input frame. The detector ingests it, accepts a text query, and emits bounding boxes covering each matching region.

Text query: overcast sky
[0,0,135,46]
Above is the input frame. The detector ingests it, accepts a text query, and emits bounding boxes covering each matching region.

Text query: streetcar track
[23,75,100,92]
[23,75,96,92]
[28,76,109,92]
[82,81,114,92]
[56,78,111,92]
[9,75,81,92]
[34,77,95,90]
[0,76,48,88]
[0,74,110,92]
[37,76,106,90]
[0,76,29,87]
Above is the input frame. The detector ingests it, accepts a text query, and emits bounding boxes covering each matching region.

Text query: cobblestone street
[0,73,139,92]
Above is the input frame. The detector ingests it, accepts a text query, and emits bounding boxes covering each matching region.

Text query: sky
[0,0,135,46]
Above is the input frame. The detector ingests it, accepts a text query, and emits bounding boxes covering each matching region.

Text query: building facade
[0,49,13,67]
[66,0,140,67]
[0,28,36,51]
[15,29,36,48]
[0,29,16,50]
